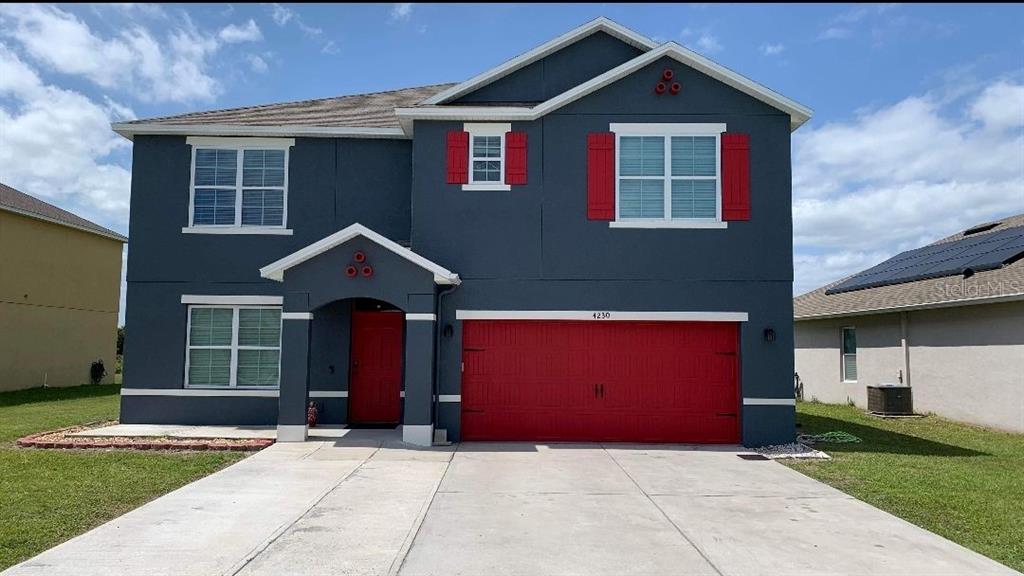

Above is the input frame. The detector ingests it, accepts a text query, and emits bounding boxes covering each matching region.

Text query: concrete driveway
[4,435,1017,576]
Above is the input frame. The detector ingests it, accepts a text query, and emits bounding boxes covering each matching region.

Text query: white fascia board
[112,122,408,141]
[399,43,814,132]
[455,310,748,322]
[259,222,461,285]
[0,205,128,243]
[419,17,656,106]
[181,295,283,305]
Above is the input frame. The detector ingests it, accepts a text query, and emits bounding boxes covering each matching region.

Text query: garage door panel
[462,320,739,443]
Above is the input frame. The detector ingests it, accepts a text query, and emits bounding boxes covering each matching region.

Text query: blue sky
[1,3,1023,322]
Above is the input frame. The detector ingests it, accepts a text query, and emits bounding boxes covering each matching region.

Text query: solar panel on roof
[826,225,1024,294]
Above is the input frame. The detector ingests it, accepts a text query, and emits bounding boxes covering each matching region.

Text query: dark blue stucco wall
[453,31,644,104]
[121,135,415,425]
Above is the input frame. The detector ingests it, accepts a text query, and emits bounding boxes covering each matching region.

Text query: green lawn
[0,385,245,570]
[786,402,1024,572]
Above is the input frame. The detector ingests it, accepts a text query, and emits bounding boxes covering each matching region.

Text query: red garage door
[461,321,739,443]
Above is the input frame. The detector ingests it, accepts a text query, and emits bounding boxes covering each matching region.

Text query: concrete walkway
[4,441,1018,576]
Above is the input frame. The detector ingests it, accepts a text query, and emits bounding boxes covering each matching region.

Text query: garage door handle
[464,408,484,414]
[599,383,605,398]
[716,412,737,417]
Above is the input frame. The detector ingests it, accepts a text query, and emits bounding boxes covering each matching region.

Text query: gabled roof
[259,223,460,285]
[112,84,455,141]
[112,17,812,140]
[0,182,127,243]
[794,214,1024,320]
[396,42,814,132]
[418,17,657,106]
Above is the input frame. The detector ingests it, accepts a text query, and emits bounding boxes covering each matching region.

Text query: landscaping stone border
[16,422,274,452]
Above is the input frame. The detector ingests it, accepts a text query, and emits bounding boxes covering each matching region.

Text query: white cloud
[792,81,1024,294]
[269,3,293,26]
[817,27,853,40]
[264,3,337,54]
[390,3,413,22]
[760,43,785,56]
[219,19,262,43]
[0,4,225,103]
[970,81,1024,131]
[0,44,133,233]
[247,54,268,73]
[680,27,722,54]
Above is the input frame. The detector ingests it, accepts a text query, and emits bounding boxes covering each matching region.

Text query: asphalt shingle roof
[124,83,457,129]
[794,214,1024,319]
[0,183,127,242]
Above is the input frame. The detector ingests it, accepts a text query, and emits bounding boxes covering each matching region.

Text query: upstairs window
[186,137,294,234]
[610,124,724,227]
[462,123,511,191]
[471,135,502,183]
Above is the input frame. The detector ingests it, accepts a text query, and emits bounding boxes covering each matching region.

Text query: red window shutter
[587,132,615,220]
[721,133,750,221]
[446,130,469,184]
[504,132,527,185]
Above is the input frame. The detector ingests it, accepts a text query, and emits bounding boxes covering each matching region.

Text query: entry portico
[260,223,460,445]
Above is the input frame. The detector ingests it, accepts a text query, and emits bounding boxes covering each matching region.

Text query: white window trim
[841,326,858,383]
[463,122,511,191]
[186,136,295,234]
[184,304,283,390]
[610,123,726,229]
[181,295,283,305]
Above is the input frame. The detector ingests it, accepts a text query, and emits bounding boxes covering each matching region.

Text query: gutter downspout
[433,282,460,443]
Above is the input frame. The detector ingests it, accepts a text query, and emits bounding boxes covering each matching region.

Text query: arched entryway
[258,223,459,446]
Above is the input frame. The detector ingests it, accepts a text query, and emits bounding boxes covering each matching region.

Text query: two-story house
[113,18,812,447]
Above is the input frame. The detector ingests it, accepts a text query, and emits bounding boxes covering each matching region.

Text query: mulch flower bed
[17,421,274,452]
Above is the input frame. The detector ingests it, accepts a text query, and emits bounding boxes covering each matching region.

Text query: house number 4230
[592,312,611,320]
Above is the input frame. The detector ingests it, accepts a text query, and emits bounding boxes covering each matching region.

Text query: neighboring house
[794,214,1024,433]
[0,183,127,392]
[113,18,812,446]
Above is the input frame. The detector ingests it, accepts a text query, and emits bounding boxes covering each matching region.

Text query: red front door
[461,320,740,443]
[349,311,404,425]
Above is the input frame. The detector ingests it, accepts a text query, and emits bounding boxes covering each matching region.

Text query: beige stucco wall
[795,301,1024,433]
[0,211,123,391]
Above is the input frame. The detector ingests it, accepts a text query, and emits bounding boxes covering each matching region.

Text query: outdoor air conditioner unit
[867,384,913,416]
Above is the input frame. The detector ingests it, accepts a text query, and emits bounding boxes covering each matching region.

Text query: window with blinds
[841,326,858,382]
[190,144,288,229]
[186,306,281,388]
[617,132,719,221]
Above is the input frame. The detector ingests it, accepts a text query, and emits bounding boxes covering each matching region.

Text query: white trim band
[122,388,279,397]
[282,312,313,320]
[743,398,797,406]
[181,295,283,305]
[406,313,437,321]
[610,123,727,135]
[438,395,461,403]
[310,391,348,398]
[455,310,749,322]
[123,388,352,398]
